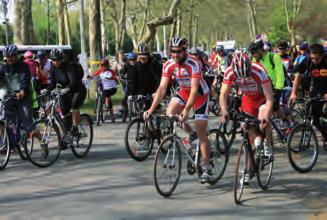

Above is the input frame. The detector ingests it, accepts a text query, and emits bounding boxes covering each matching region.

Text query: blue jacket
[0,59,31,94]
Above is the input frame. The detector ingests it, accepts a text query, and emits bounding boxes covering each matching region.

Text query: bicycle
[233,113,274,204]
[24,86,93,167]
[287,96,326,173]
[125,112,172,161]
[127,95,152,122]
[153,115,228,198]
[95,85,107,126]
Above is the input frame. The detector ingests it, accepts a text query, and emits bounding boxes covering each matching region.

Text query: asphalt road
[0,117,326,220]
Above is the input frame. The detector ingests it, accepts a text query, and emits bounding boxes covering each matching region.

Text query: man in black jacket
[135,43,162,96]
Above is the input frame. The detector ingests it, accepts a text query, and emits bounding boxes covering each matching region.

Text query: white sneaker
[264,142,272,157]
[241,173,250,186]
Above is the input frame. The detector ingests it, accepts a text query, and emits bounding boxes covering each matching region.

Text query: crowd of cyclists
[0,34,326,203]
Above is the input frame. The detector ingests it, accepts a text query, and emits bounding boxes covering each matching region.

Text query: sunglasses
[129,59,137,61]
[171,50,183,54]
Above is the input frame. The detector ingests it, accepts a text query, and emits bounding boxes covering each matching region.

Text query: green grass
[81,85,124,115]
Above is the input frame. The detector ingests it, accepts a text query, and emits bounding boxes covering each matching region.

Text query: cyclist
[249,39,285,118]
[290,43,327,150]
[294,42,309,67]
[220,51,274,183]
[277,40,293,73]
[119,52,138,119]
[136,43,162,97]
[93,58,119,122]
[41,49,86,136]
[36,50,54,91]
[144,37,213,183]
[0,45,36,150]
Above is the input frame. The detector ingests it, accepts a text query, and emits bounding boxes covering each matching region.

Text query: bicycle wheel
[233,142,248,204]
[196,129,228,185]
[71,114,93,158]
[125,117,154,161]
[153,135,182,197]
[256,140,274,190]
[96,97,103,126]
[0,125,10,170]
[24,119,61,167]
[287,123,319,173]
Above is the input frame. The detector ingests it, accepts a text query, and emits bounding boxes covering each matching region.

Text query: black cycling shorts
[103,88,117,98]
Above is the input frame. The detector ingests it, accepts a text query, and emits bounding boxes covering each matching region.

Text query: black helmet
[170,37,188,49]
[248,39,264,53]
[3,44,18,57]
[215,45,224,52]
[36,50,46,59]
[136,43,149,55]
[277,40,289,49]
[50,48,64,60]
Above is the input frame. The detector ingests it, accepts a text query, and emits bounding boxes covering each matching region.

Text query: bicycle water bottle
[182,137,192,151]
[254,136,261,148]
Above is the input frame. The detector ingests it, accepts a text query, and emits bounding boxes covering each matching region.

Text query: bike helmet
[277,40,289,49]
[137,43,150,55]
[50,48,64,60]
[231,51,251,78]
[215,45,224,53]
[248,39,264,53]
[170,37,188,49]
[127,52,137,60]
[24,51,34,59]
[299,42,309,50]
[36,50,46,59]
[3,44,18,57]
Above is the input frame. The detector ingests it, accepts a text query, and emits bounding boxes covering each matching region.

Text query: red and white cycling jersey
[223,62,271,117]
[223,62,270,99]
[162,55,209,95]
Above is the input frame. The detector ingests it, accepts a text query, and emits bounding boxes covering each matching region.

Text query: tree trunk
[141,0,181,44]
[14,1,23,44]
[193,15,198,48]
[156,32,160,51]
[15,0,34,44]
[47,0,51,45]
[176,12,182,36]
[247,0,258,39]
[163,11,168,56]
[63,1,72,45]
[100,0,108,55]
[79,0,86,53]
[56,0,65,45]
[188,13,193,48]
[169,17,177,40]
[283,0,302,45]
[89,0,102,60]
[118,0,126,50]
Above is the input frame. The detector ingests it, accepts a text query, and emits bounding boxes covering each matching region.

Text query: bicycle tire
[0,126,10,170]
[256,139,274,190]
[153,134,182,198]
[71,114,94,158]
[287,123,319,173]
[96,96,103,126]
[233,142,247,204]
[125,117,154,161]
[24,119,61,168]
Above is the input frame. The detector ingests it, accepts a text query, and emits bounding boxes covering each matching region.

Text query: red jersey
[162,56,209,95]
[223,62,270,101]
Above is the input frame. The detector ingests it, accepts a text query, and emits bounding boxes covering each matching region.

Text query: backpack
[268,52,292,87]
